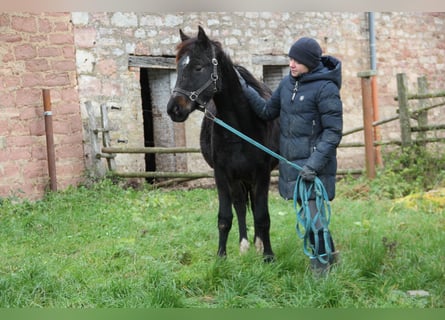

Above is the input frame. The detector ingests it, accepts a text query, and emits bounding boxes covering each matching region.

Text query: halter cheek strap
[173,46,219,107]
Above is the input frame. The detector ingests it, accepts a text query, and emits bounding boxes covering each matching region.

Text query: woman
[240,37,343,274]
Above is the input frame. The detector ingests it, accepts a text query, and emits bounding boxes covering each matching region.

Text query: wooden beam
[128,55,176,69]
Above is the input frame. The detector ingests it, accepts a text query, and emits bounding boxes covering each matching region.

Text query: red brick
[7,135,35,147]
[62,46,75,59]
[56,144,84,158]
[38,47,62,57]
[38,18,52,33]
[44,73,71,86]
[0,34,22,42]
[14,44,37,60]
[0,162,21,179]
[29,120,45,136]
[19,105,40,120]
[3,75,21,88]
[22,72,44,87]
[24,164,46,180]
[31,146,47,160]
[0,13,10,27]
[4,147,32,161]
[60,88,80,103]
[2,53,14,63]
[16,88,41,106]
[55,102,81,115]
[51,60,76,72]
[11,15,37,33]
[0,120,9,135]
[29,35,48,43]
[59,133,83,145]
[54,21,70,32]
[49,33,73,45]
[25,59,50,72]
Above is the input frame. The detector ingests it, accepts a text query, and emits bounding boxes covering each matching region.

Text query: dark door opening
[140,68,156,183]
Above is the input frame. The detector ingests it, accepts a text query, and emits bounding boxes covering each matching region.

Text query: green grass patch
[0,174,444,307]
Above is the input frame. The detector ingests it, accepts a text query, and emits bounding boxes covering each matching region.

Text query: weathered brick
[62,46,75,59]
[0,13,10,27]
[5,147,32,161]
[29,35,48,43]
[22,72,44,87]
[95,58,117,76]
[0,33,22,42]
[44,73,71,86]
[38,47,62,57]
[60,88,80,103]
[38,18,52,33]
[25,59,50,72]
[16,88,41,106]
[0,162,21,179]
[24,163,46,180]
[31,146,47,161]
[28,120,45,136]
[74,27,97,48]
[51,60,76,72]
[49,33,73,45]
[14,44,37,60]
[11,15,37,33]
[19,105,40,120]
[3,75,21,88]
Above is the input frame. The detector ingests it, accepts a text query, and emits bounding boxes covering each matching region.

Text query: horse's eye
[194,66,203,72]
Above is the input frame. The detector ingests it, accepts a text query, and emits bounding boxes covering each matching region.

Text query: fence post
[396,73,412,147]
[358,71,376,179]
[85,101,106,177]
[100,104,116,171]
[417,76,428,145]
[371,75,383,167]
[42,89,57,191]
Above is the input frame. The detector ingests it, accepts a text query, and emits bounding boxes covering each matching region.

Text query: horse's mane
[234,65,272,99]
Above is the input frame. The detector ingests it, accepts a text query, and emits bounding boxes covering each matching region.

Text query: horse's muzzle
[166,94,193,122]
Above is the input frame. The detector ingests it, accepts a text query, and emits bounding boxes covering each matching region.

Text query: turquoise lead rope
[204,110,333,264]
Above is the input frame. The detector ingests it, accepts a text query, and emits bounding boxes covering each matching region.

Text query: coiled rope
[204,110,333,264]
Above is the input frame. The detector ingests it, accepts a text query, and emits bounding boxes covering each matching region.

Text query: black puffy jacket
[243,56,343,200]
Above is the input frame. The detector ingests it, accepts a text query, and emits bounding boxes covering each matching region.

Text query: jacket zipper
[291,81,299,102]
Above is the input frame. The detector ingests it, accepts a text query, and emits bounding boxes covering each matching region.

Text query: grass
[0,176,444,308]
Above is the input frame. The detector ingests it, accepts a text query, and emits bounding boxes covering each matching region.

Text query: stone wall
[72,12,445,174]
[0,12,85,200]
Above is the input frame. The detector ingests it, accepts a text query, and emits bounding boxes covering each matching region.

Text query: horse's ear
[179,29,190,42]
[197,26,210,43]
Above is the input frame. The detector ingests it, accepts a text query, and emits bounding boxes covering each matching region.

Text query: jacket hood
[291,55,342,90]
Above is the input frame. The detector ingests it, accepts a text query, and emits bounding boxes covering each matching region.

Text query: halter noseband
[173,46,219,108]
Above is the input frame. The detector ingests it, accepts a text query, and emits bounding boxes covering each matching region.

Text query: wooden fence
[91,73,445,185]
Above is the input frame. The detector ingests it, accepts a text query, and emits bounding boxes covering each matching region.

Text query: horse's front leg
[231,184,249,254]
[215,174,233,257]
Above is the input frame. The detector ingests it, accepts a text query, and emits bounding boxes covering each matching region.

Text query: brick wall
[0,12,85,200]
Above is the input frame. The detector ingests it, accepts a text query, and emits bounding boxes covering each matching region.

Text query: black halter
[173,46,219,109]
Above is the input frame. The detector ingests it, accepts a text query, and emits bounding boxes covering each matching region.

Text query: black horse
[167,26,279,261]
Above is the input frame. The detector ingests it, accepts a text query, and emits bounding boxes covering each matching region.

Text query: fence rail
[92,73,444,183]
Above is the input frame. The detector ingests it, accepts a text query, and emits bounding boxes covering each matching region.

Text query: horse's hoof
[263,254,275,263]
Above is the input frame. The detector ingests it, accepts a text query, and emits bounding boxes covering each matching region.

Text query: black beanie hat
[288,37,322,71]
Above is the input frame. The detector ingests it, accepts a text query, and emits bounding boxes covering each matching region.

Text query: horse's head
[167,26,222,122]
